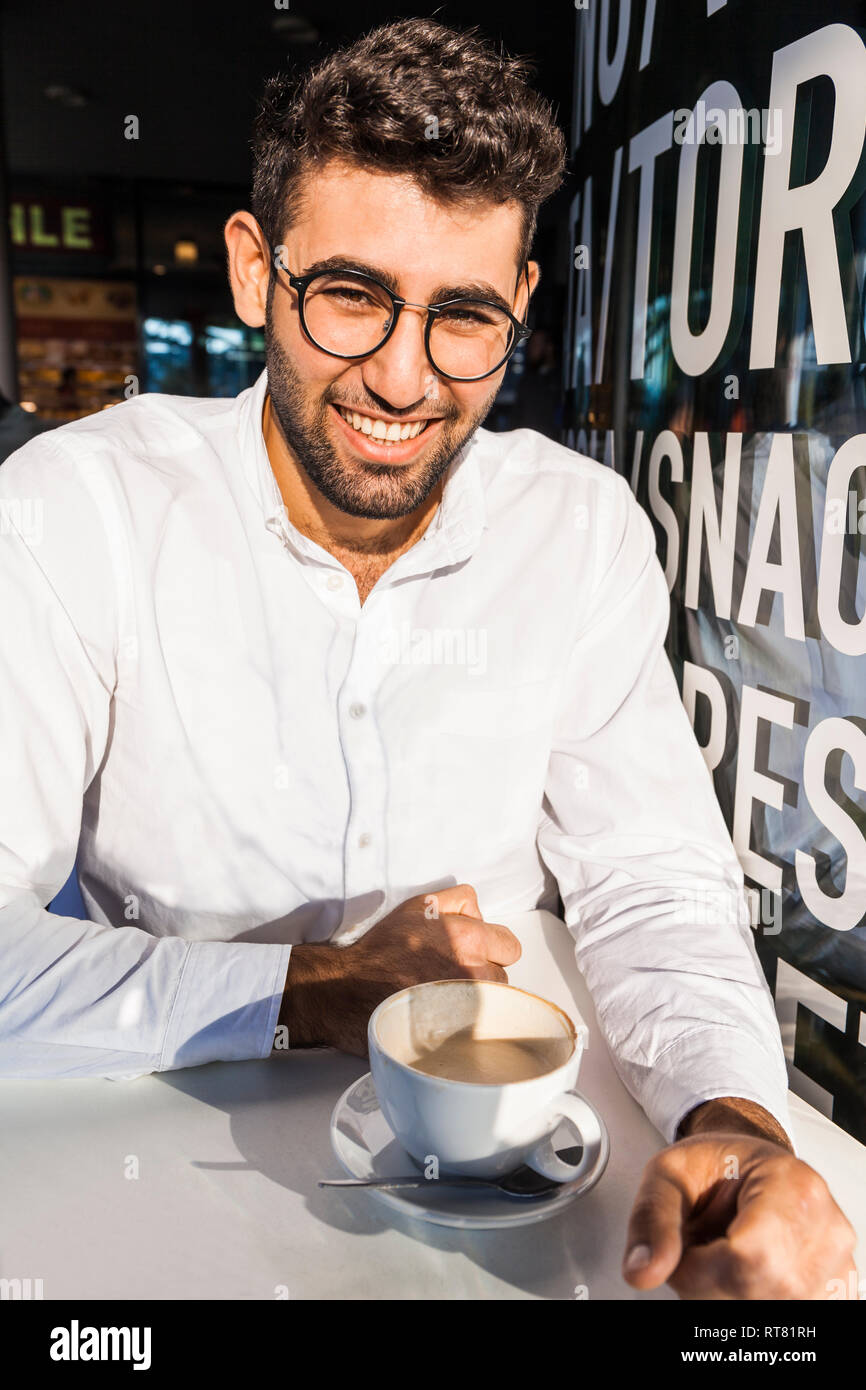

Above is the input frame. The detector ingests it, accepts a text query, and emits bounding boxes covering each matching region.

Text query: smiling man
[0,19,855,1299]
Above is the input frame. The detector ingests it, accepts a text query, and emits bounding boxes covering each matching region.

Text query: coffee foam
[408,1029,568,1083]
[374,979,575,1084]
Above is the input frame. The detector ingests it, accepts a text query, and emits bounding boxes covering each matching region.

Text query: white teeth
[336,404,430,443]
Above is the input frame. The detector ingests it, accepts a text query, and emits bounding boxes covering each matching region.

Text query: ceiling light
[43,84,89,108]
[271,13,319,42]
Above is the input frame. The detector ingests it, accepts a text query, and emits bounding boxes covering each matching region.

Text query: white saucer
[328,1072,610,1230]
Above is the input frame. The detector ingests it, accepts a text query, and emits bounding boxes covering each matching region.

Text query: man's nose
[360,303,438,407]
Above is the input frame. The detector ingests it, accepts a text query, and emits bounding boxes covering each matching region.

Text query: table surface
[1,910,863,1301]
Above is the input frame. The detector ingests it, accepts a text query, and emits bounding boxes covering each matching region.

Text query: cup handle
[524,1090,606,1184]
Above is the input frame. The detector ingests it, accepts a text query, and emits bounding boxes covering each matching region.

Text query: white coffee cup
[368,978,599,1181]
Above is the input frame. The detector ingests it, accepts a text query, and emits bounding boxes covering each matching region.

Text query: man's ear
[518,259,541,318]
[224,211,271,328]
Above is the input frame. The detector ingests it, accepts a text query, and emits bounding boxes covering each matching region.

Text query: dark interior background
[1,2,575,426]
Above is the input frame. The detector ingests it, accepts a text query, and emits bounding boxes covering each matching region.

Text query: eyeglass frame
[266,241,534,382]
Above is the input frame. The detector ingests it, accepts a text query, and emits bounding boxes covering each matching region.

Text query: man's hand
[623,1100,858,1299]
[278,884,521,1055]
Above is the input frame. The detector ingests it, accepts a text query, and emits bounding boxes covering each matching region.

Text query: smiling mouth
[333,402,438,444]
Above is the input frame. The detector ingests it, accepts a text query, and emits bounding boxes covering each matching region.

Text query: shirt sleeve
[0,438,291,1080]
[536,468,794,1149]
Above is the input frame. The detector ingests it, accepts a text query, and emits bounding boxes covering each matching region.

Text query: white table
[1,911,863,1300]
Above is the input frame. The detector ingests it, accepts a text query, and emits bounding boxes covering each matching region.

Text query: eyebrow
[299,255,515,313]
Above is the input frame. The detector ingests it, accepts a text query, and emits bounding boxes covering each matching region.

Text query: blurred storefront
[7,177,266,422]
[14,273,137,421]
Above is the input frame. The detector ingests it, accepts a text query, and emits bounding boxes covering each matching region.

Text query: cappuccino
[369,979,593,1180]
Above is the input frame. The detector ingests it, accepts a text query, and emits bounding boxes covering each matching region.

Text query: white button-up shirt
[0,368,791,1143]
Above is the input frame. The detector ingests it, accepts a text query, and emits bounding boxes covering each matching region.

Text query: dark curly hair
[251,18,567,271]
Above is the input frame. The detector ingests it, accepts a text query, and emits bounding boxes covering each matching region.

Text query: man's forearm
[277,944,343,1048]
[677,1096,794,1152]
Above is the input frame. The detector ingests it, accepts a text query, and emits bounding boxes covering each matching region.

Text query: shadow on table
[157,912,665,1300]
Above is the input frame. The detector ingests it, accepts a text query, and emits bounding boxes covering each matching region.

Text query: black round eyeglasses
[267,243,533,382]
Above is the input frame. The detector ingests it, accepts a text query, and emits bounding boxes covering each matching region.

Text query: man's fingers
[433,884,482,919]
[440,914,522,967]
[463,961,509,983]
[454,917,521,966]
[476,920,522,966]
[623,1167,690,1289]
[629,1143,860,1300]
[692,1164,858,1299]
[668,1238,748,1300]
[668,1221,822,1300]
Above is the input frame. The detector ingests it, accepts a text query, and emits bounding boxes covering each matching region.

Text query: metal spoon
[319,1146,584,1200]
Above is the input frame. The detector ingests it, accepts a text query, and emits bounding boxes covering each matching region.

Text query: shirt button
[358,833,372,849]
[326,574,343,591]
[349,702,366,719]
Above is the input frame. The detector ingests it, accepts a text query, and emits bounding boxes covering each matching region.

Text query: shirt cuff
[159,939,292,1071]
[636,1024,797,1156]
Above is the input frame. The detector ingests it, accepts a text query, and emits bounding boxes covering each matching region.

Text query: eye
[323,284,379,307]
[436,303,504,328]
[307,272,392,313]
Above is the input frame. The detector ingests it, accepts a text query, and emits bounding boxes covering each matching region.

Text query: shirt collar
[236,367,488,571]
